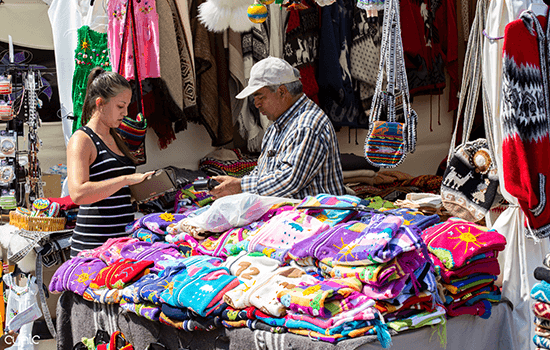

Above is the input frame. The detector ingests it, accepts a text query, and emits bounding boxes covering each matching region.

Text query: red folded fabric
[89,259,153,289]
[435,256,501,283]
[48,195,79,210]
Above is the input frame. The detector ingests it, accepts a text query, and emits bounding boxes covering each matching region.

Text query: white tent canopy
[0,0,54,50]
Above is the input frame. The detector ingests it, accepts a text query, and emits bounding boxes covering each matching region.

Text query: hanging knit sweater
[502,11,550,239]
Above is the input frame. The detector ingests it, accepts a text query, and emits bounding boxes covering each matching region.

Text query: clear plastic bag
[176,193,295,233]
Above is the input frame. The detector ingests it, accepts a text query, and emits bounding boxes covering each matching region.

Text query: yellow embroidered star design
[81,39,90,51]
[75,267,94,283]
[262,247,276,258]
[332,237,347,251]
[242,280,256,293]
[336,241,360,261]
[448,227,486,254]
[160,212,175,222]
[165,281,175,295]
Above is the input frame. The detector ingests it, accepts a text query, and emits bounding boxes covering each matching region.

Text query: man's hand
[209,176,242,199]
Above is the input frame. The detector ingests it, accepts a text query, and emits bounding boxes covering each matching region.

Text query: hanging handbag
[116,0,147,165]
[440,4,498,223]
[0,102,14,121]
[364,0,417,168]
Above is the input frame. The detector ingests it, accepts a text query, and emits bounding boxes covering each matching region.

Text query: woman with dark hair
[67,67,153,257]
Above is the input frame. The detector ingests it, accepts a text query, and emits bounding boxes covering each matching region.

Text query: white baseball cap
[235,57,300,99]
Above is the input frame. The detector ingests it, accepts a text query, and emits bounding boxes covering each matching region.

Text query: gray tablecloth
[56,292,515,350]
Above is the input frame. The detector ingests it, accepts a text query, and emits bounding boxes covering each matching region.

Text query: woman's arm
[67,131,152,205]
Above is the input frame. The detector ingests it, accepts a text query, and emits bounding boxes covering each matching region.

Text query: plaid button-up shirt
[241,94,346,199]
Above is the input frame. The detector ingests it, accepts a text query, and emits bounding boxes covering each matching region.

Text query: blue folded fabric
[532,281,550,303]
[161,303,198,321]
[533,334,550,349]
[139,263,187,304]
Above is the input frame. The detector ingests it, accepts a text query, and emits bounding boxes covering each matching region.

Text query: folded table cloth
[247,210,330,262]
[297,194,365,227]
[421,217,506,270]
[277,277,363,318]
[49,256,107,295]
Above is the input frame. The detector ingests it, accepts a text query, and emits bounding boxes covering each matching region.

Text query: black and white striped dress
[70,126,136,257]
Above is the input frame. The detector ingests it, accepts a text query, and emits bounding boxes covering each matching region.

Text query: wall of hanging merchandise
[0,64,55,210]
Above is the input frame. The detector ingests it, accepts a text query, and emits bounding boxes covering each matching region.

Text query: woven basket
[9,211,66,232]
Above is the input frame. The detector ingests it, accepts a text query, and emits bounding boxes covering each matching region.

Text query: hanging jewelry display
[3,62,53,206]
[24,68,45,202]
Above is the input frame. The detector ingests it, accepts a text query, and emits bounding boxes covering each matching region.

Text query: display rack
[0,64,56,208]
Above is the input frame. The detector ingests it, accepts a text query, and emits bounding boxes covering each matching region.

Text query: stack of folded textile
[199,148,258,177]
[531,253,550,349]
[421,218,506,319]
[285,212,444,343]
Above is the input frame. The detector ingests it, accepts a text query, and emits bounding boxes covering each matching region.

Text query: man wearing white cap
[209,57,345,199]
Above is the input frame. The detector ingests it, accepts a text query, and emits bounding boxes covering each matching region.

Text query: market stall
[0,0,548,348]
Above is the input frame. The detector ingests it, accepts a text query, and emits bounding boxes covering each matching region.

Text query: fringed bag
[440,2,498,222]
[116,0,147,165]
[364,0,417,168]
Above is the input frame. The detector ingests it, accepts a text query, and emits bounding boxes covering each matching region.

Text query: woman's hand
[209,176,242,199]
[126,171,155,186]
